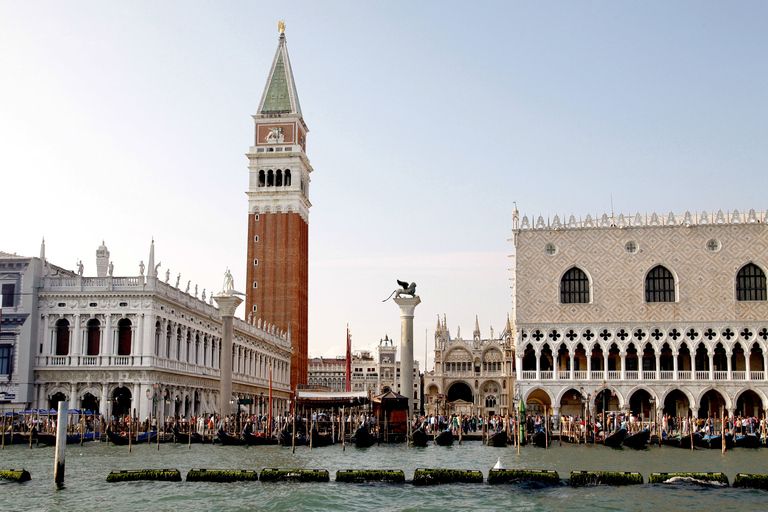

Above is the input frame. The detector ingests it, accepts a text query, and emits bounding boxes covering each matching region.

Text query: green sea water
[0,440,766,511]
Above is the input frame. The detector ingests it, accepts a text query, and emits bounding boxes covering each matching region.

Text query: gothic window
[645,265,676,303]
[117,318,132,356]
[284,169,291,186]
[276,170,283,187]
[736,263,767,301]
[267,170,274,187]
[560,267,590,304]
[87,319,101,356]
[55,319,70,356]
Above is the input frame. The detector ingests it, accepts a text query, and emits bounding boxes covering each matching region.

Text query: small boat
[531,430,549,448]
[173,427,203,444]
[675,431,701,449]
[622,429,650,449]
[217,428,245,446]
[278,427,307,447]
[411,428,428,447]
[243,431,278,446]
[603,427,627,447]
[36,431,96,446]
[351,425,376,448]
[488,431,507,447]
[735,433,761,448]
[435,429,454,446]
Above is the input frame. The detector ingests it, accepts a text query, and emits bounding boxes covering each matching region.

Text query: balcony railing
[608,371,621,380]
[696,371,710,380]
[679,371,691,379]
[642,371,656,380]
[732,371,746,380]
[558,371,570,379]
[625,371,638,380]
[521,371,536,380]
[574,371,587,380]
[714,371,728,380]
[540,371,553,380]
[590,371,603,380]
[751,371,765,380]
[660,371,673,380]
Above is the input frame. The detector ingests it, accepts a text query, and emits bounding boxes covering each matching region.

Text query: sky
[2,2,767,371]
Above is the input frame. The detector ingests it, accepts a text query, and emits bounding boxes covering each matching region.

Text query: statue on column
[139,260,145,276]
[382,279,417,301]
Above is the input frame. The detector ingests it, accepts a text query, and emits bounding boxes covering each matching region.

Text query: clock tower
[246,29,311,389]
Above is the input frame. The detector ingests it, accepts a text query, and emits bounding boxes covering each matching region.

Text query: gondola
[173,426,204,444]
[217,428,245,446]
[310,427,334,447]
[435,429,454,446]
[278,427,307,447]
[531,429,549,447]
[351,425,376,448]
[735,433,761,448]
[411,428,428,447]
[488,431,507,447]
[603,427,627,447]
[622,429,650,449]
[36,431,96,446]
[243,431,278,446]
[675,431,701,449]
[696,433,722,449]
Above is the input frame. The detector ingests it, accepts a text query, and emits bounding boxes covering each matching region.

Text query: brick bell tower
[246,27,311,390]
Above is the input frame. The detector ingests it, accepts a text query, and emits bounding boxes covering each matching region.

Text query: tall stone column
[393,296,421,413]
[214,270,243,420]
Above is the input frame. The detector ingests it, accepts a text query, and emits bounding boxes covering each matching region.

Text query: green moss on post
[335,470,405,483]
[648,472,729,485]
[186,469,259,482]
[412,468,484,486]
[0,470,31,483]
[734,474,768,490]
[106,469,182,483]
[259,469,330,482]
[569,471,643,486]
[487,469,560,485]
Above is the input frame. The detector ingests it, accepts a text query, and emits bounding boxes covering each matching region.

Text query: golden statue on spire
[278,20,285,35]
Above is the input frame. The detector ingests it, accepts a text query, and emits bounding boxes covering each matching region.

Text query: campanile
[246,28,311,390]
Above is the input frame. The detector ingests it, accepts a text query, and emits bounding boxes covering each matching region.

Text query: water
[1,440,767,511]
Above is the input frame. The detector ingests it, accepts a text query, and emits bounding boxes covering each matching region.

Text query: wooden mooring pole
[54,401,68,487]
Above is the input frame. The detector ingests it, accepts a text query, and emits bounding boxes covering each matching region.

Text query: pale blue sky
[2,2,767,369]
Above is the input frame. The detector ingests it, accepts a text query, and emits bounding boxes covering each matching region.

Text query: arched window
[267,170,274,187]
[258,170,265,187]
[276,169,283,187]
[284,169,291,186]
[55,319,70,356]
[117,318,132,356]
[737,263,767,301]
[87,319,101,356]
[560,267,590,304]
[154,321,161,357]
[645,265,676,303]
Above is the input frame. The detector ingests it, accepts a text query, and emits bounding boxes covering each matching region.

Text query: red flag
[345,325,352,392]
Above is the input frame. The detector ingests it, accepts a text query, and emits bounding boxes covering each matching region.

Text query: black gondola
[603,427,627,447]
[622,429,650,449]
[675,431,701,449]
[106,428,131,445]
[173,426,203,444]
[217,428,245,446]
[411,428,428,447]
[310,427,334,447]
[487,431,507,447]
[735,433,761,448]
[696,433,721,449]
[531,430,549,447]
[435,429,454,446]
[352,425,376,448]
[243,431,278,445]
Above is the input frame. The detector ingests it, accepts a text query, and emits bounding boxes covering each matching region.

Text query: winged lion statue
[382,280,417,301]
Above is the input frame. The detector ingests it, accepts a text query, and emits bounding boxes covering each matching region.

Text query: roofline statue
[382,280,417,302]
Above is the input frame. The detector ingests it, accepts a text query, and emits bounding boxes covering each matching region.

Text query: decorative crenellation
[517,208,765,231]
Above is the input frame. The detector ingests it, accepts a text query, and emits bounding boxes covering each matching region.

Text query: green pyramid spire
[259,34,302,116]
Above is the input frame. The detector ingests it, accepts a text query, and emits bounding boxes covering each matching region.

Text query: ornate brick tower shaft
[246,29,312,389]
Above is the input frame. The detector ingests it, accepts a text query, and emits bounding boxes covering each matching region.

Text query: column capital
[393,296,421,316]
[214,294,243,316]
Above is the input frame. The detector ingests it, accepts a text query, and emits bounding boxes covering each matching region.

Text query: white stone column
[620,351,626,380]
[726,350,733,380]
[746,351,751,380]
[655,354,661,380]
[535,349,541,380]
[569,354,575,380]
[393,296,421,413]
[214,293,243,418]
[673,351,679,380]
[603,354,609,381]
[709,354,714,380]
[553,353,559,380]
